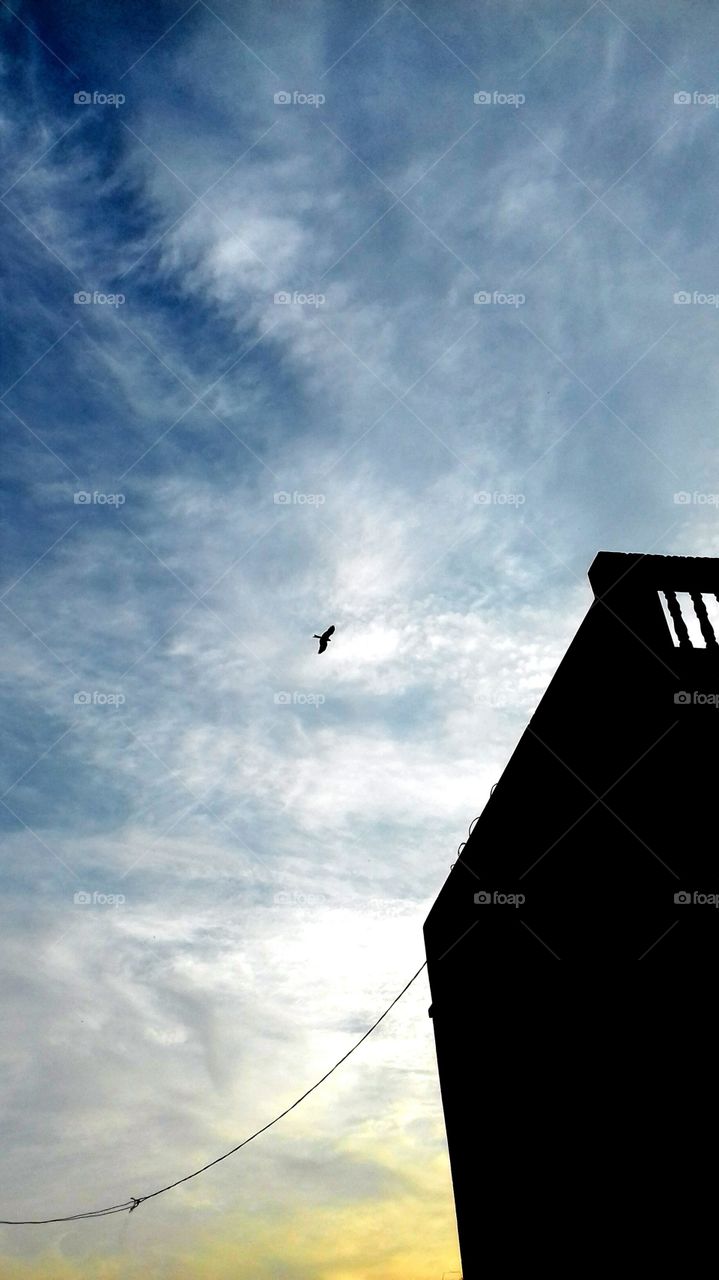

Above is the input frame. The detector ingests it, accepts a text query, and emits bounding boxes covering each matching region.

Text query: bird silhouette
[314,624,335,654]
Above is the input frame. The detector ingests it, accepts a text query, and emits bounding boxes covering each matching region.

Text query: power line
[0,960,428,1225]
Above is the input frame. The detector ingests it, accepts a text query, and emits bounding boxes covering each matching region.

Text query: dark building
[424,551,719,1278]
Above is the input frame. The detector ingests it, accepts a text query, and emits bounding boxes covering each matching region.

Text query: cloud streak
[2,0,719,1274]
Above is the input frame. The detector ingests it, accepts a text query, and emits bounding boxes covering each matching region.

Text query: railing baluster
[690,591,718,647]
[664,589,691,647]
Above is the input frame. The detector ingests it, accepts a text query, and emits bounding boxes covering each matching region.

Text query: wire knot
[129,1197,144,1213]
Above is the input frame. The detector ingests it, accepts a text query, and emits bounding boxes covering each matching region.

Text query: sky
[1,0,719,1275]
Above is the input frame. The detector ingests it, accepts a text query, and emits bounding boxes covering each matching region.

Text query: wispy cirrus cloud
[2,1,719,1275]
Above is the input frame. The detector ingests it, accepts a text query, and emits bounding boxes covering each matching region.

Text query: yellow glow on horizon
[0,1144,461,1280]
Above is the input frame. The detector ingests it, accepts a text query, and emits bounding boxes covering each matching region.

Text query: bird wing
[318,636,328,653]
[324,625,335,639]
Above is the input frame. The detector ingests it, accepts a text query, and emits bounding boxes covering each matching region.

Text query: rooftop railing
[658,589,719,648]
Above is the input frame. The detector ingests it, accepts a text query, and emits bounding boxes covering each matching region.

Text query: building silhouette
[424,551,719,1277]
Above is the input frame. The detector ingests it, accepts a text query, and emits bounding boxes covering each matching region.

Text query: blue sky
[2,1,719,1275]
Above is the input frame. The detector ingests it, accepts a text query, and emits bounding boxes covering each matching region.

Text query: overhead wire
[0,960,428,1225]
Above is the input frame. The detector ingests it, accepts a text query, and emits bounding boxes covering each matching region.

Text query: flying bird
[314,624,335,654]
